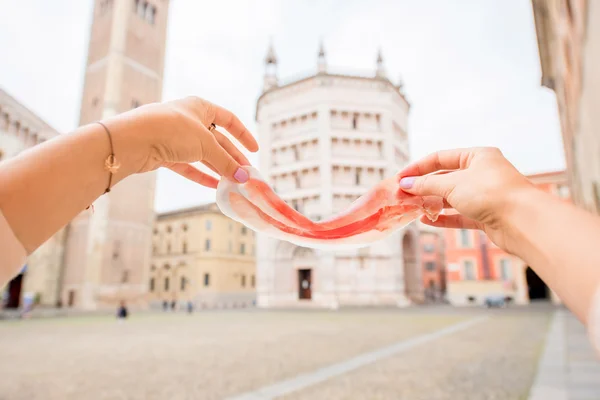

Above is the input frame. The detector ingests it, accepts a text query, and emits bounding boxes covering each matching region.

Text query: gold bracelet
[85,122,121,211]
[96,121,121,193]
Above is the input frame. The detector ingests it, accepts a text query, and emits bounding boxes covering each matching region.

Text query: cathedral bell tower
[61,0,171,309]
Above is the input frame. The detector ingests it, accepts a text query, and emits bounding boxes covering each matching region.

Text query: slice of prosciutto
[216,167,443,250]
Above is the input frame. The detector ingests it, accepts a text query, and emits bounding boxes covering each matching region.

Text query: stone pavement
[529,309,600,400]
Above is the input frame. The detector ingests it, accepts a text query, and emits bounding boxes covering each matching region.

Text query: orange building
[445,171,570,306]
[418,223,446,302]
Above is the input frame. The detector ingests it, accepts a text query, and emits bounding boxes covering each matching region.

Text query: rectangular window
[425,262,435,271]
[180,277,186,291]
[240,243,246,255]
[499,259,511,280]
[149,277,155,292]
[241,275,246,287]
[182,242,187,254]
[251,275,255,288]
[241,226,247,235]
[463,260,475,280]
[205,220,212,231]
[205,239,211,251]
[204,273,210,287]
[459,229,471,247]
[164,277,170,291]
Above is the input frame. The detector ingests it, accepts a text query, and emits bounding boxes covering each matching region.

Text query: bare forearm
[0,119,142,253]
[506,189,600,323]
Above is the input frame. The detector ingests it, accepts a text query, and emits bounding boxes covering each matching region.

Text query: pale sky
[0,0,565,213]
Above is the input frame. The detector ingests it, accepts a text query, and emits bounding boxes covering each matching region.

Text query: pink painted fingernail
[234,167,249,183]
[399,177,415,189]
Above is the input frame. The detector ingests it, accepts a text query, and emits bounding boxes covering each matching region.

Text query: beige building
[0,89,66,308]
[256,43,422,308]
[150,203,256,309]
[532,0,600,213]
[61,0,170,309]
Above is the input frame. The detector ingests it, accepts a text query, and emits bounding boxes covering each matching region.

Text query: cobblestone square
[0,307,552,400]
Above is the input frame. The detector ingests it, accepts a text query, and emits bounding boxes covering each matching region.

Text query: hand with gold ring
[101,96,258,188]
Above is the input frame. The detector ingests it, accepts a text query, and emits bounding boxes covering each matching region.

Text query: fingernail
[399,177,415,189]
[234,167,249,183]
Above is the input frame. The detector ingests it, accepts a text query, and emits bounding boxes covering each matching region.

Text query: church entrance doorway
[526,266,549,301]
[298,269,312,300]
[5,273,24,309]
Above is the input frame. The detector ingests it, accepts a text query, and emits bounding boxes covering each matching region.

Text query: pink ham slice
[216,167,443,249]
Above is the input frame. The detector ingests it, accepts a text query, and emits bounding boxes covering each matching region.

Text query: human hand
[105,96,258,188]
[397,147,535,251]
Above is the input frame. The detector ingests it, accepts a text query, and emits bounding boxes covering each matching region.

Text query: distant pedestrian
[187,301,193,314]
[170,300,176,311]
[117,301,128,320]
[162,300,168,311]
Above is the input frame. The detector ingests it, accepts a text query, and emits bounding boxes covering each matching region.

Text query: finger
[200,125,249,183]
[212,128,251,165]
[420,214,483,230]
[167,163,219,189]
[210,103,259,152]
[399,170,461,198]
[399,148,479,177]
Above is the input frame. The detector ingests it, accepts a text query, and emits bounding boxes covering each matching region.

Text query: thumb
[399,172,457,198]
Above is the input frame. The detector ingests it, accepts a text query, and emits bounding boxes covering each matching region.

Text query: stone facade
[0,89,65,307]
[150,203,256,309]
[445,171,570,306]
[255,44,421,308]
[61,0,170,309]
[532,0,600,213]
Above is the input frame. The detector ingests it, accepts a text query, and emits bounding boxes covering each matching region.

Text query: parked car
[484,294,507,308]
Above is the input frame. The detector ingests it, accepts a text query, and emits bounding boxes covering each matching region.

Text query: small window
[164,277,170,291]
[499,259,511,280]
[352,114,358,129]
[149,277,155,292]
[463,260,475,280]
[241,275,246,287]
[182,242,187,254]
[204,273,210,287]
[205,220,212,231]
[425,262,435,271]
[121,270,129,283]
[355,169,361,186]
[131,99,141,109]
[459,229,470,247]
[205,239,211,251]
[251,275,256,288]
[240,243,246,254]
[423,243,435,253]
[146,4,156,24]
[180,276,186,291]
[241,226,247,235]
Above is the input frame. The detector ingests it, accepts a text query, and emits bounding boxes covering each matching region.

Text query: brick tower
[61,0,170,309]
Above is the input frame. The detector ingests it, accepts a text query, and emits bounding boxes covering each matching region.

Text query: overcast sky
[0,0,565,212]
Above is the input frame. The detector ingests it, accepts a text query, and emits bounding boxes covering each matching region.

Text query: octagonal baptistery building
[255,42,422,308]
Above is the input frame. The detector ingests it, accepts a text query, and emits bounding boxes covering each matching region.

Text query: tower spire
[317,39,327,74]
[263,39,278,92]
[376,48,387,79]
